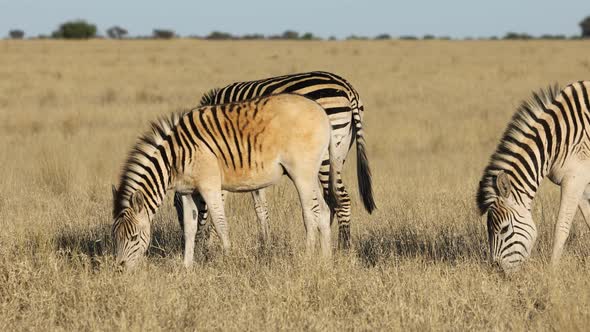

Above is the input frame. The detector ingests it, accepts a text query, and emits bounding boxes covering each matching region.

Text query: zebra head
[485,171,537,272]
[111,187,151,270]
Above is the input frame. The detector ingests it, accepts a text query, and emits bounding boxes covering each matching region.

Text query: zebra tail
[326,136,341,212]
[353,112,376,213]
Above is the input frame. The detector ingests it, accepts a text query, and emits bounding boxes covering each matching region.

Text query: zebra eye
[130,233,139,242]
[500,225,510,235]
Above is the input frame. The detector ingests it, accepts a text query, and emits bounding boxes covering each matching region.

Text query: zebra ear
[496,171,512,198]
[130,191,145,214]
[111,185,118,201]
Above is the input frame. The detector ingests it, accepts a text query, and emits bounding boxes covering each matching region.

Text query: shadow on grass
[253,232,295,266]
[52,219,292,269]
[54,223,111,270]
[355,223,488,267]
[53,216,494,269]
[54,220,187,269]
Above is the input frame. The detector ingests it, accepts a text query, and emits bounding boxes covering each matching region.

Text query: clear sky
[1,0,589,38]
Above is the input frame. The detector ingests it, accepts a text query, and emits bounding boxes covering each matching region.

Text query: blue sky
[1,0,589,38]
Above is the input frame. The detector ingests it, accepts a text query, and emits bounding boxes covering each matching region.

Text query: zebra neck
[513,185,536,211]
[117,166,174,218]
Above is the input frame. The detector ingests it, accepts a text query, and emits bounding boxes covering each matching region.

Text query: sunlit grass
[1,39,590,330]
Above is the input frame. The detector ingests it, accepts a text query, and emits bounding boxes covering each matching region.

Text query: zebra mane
[476,84,561,214]
[199,88,220,106]
[113,111,186,216]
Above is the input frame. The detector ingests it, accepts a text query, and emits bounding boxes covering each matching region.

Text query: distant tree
[152,29,175,39]
[52,20,97,39]
[241,33,265,40]
[375,33,391,40]
[438,36,452,40]
[580,16,590,38]
[301,32,316,40]
[346,35,369,40]
[106,26,128,39]
[503,32,532,40]
[328,36,337,41]
[539,34,566,40]
[399,35,418,40]
[206,31,234,40]
[281,30,299,40]
[9,29,24,39]
[422,34,435,40]
[503,32,519,40]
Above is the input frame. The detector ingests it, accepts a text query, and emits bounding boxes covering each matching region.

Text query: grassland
[1,39,590,331]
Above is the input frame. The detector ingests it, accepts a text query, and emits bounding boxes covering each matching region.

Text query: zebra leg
[193,193,211,243]
[292,175,325,257]
[336,182,352,250]
[251,189,270,245]
[317,182,333,258]
[173,191,190,232]
[320,157,352,250]
[200,189,231,253]
[174,192,200,267]
[577,185,590,231]
[551,178,588,265]
[180,194,199,268]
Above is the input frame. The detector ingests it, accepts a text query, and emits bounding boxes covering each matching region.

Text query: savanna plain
[2,40,590,331]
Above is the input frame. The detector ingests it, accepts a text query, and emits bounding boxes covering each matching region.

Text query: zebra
[174,71,375,251]
[112,94,340,269]
[477,81,590,272]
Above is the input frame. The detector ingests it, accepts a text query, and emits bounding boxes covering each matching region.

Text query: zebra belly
[221,163,284,192]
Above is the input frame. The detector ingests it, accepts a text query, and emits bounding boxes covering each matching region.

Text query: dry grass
[1,39,590,331]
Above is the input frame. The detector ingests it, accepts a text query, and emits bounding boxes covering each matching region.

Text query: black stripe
[236,81,256,100]
[547,102,562,165]
[325,106,350,115]
[171,126,186,172]
[198,110,228,167]
[222,111,243,168]
[332,122,351,130]
[211,107,236,169]
[561,90,578,146]
[279,78,339,94]
[134,150,165,198]
[582,83,590,113]
[243,81,261,100]
[122,175,157,214]
[571,85,584,145]
[177,119,194,163]
[188,112,215,155]
[304,87,349,100]
[246,132,253,169]
[504,133,539,185]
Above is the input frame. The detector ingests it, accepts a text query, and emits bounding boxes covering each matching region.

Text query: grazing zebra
[477,81,590,272]
[112,94,339,269]
[175,71,375,251]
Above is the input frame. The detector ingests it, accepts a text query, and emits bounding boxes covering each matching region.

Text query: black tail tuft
[356,142,376,213]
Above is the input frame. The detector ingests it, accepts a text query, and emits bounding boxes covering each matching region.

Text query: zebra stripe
[477,81,590,271]
[177,71,375,250]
